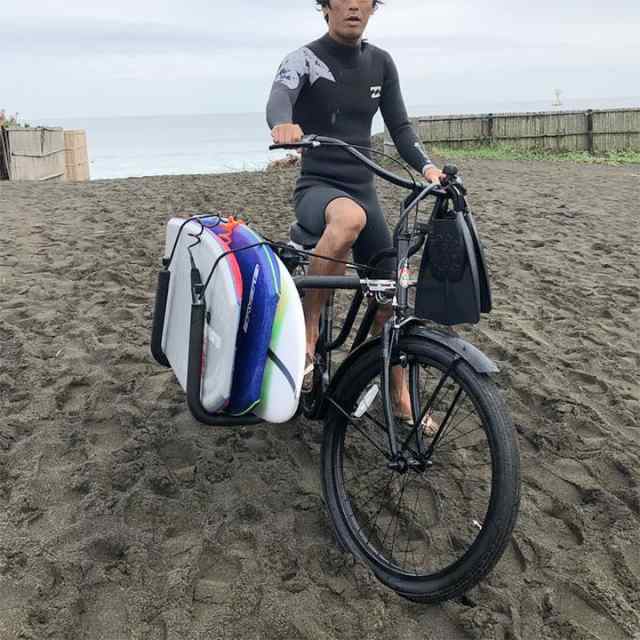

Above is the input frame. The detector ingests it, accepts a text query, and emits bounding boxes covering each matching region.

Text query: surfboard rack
[186,299,265,426]
[150,268,172,368]
[150,263,265,426]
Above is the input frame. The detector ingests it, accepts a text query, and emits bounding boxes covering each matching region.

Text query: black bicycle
[270,135,521,603]
[151,134,520,603]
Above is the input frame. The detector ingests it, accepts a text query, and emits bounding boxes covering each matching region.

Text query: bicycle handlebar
[269,135,437,193]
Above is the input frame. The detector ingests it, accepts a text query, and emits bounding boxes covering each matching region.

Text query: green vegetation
[430,143,640,166]
[0,110,31,128]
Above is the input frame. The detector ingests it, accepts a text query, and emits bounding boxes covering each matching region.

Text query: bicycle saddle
[289,222,321,249]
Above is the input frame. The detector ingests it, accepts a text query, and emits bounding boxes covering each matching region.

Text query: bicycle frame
[291,183,440,447]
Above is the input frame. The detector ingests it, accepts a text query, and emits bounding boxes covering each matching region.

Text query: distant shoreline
[31,94,640,123]
[21,100,639,181]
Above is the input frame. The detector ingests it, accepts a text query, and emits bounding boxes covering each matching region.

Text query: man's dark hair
[316,0,383,22]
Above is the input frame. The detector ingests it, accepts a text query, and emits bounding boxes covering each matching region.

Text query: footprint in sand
[54,376,91,414]
[157,439,198,485]
[551,581,639,640]
[193,553,242,605]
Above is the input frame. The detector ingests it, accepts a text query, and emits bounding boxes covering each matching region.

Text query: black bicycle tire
[321,337,520,603]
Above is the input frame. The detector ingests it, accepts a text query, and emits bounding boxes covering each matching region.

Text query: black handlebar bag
[415,209,491,326]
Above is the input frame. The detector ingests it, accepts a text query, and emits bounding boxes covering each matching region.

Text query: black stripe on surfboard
[267,349,296,394]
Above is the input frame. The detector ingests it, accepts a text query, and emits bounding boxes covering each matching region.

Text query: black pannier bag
[415,208,492,326]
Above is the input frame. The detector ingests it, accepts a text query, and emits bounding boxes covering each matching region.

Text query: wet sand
[0,157,639,639]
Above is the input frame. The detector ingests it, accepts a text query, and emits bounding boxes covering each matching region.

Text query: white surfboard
[162,218,243,413]
[255,254,306,423]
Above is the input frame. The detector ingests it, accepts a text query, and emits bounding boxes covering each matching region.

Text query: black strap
[267,349,296,394]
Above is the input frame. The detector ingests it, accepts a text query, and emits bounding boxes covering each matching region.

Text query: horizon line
[29,94,640,123]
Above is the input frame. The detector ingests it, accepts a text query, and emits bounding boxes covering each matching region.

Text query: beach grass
[430,144,640,165]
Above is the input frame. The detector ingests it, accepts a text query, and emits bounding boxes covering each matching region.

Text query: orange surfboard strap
[217,216,245,245]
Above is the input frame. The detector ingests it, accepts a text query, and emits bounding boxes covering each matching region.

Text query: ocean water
[46,96,638,181]
[46,112,277,181]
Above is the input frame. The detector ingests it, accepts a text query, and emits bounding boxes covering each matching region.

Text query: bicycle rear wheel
[321,337,520,602]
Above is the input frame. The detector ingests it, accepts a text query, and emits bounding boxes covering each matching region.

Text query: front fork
[381,211,430,466]
[380,319,401,462]
[381,316,443,469]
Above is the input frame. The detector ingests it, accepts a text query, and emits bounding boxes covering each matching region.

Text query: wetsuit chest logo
[370,86,382,99]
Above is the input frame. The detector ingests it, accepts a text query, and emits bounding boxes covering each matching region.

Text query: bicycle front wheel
[321,337,520,603]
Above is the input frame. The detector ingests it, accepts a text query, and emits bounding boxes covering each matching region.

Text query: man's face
[324,0,376,42]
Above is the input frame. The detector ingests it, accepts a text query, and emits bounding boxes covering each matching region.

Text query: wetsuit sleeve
[380,53,433,173]
[266,50,309,128]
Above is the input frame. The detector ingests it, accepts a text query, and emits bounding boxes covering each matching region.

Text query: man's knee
[325,198,366,250]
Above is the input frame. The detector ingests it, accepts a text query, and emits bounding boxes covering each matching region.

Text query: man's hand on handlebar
[423,165,446,185]
[271,123,304,145]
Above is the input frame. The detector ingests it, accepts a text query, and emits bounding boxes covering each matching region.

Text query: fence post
[0,129,10,180]
[487,113,494,146]
[586,109,594,154]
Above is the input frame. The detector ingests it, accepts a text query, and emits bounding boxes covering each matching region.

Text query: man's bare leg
[303,198,366,360]
[370,306,412,416]
[372,304,438,434]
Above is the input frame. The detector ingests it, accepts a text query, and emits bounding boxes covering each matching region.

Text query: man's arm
[266,50,308,143]
[379,53,443,183]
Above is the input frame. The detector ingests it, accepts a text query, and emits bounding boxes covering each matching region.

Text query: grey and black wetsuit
[266,32,432,272]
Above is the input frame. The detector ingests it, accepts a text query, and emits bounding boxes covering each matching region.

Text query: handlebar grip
[269,143,294,150]
[269,142,319,151]
[270,135,319,151]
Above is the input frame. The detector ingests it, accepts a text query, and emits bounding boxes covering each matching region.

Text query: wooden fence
[0,127,90,181]
[384,108,640,153]
[64,130,90,182]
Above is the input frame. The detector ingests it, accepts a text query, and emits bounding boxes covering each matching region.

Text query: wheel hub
[388,454,431,474]
[387,456,409,474]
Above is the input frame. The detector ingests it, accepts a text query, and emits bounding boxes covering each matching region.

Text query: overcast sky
[2,0,639,120]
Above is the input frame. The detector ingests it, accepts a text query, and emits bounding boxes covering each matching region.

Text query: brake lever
[454,175,467,195]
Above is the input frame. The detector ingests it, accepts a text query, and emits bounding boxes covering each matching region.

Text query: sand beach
[0,157,639,639]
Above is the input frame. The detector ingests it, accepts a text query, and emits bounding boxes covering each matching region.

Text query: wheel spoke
[436,425,484,450]
[328,397,392,461]
[364,474,399,544]
[343,464,389,485]
[387,473,408,566]
[362,410,420,459]
[405,477,423,574]
[347,467,397,510]
[345,470,392,504]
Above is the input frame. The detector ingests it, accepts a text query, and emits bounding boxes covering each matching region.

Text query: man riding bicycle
[266,0,444,421]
